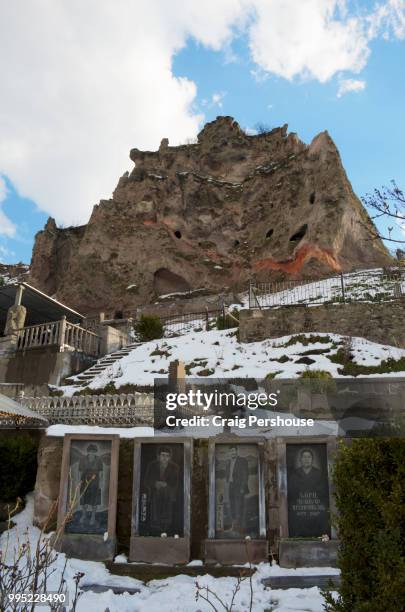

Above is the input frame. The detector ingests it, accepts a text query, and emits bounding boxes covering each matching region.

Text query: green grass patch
[338,356,405,376]
[283,334,333,347]
[150,348,171,358]
[197,368,215,377]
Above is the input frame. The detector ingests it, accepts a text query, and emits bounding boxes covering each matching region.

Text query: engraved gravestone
[286,443,330,537]
[65,439,112,535]
[214,443,260,539]
[138,443,184,537]
[56,434,119,561]
[130,438,192,564]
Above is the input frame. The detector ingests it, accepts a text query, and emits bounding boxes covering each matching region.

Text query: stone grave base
[204,539,268,565]
[262,574,341,590]
[53,533,116,561]
[129,536,190,564]
[106,562,255,580]
[278,539,339,568]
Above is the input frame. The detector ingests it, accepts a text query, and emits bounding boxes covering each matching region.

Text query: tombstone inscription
[286,443,330,537]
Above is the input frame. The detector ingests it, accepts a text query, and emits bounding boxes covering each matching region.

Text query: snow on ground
[246,267,405,309]
[153,268,405,337]
[1,495,337,612]
[61,330,405,394]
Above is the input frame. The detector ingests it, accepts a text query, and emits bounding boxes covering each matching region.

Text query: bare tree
[362,180,405,246]
[0,486,86,612]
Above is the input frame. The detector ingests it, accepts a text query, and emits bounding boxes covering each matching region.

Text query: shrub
[299,369,336,394]
[0,435,38,501]
[324,439,405,612]
[134,314,164,342]
[216,309,239,331]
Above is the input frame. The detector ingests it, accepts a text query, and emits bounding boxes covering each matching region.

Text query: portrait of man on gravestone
[286,443,330,537]
[139,443,184,536]
[65,439,112,535]
[214,443,260,539]
[226,445,249,532]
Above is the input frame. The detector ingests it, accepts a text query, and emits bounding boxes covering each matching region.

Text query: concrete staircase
[65,343,140,387]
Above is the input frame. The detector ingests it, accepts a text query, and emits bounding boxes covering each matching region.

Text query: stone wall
[238,300,405,347]
[0,346,95,387]
[34,435,282,558]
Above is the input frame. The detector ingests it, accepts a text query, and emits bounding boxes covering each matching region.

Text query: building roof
[0,282,83,331]
[0,393,48,427]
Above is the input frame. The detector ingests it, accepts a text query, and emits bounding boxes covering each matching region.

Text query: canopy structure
[0,393,48,428]
[0,282,83,334]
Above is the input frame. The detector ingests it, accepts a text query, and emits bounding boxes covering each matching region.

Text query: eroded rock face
[29,116,390,315]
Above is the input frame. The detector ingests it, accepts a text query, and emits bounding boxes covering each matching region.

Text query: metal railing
[15,316,100,356]
[159,307,239,337]
[21,392,153,426]
[160,309,221,336]
[249,269,405,309]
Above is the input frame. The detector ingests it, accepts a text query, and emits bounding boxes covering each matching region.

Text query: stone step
[261,574,341,590]
[76,375,97,380]
[63,344,141,386]
[106,562,255,581]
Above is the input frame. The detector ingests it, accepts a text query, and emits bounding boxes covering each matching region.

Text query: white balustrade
[21,392,154,426]
[15,319,100,356]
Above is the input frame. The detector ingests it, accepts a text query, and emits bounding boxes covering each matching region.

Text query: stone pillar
[4,304,27,336]
[14,284,25,306]
[168,359,186,394]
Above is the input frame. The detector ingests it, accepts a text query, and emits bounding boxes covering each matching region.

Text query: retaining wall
[238,300,405,347]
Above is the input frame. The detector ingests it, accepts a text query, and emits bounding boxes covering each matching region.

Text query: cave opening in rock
[289,224,308,242]
[309,192,316,204]
[266,228,274,239]
[234,239,240,247]
[174,230,182,239]
[153,268,191,296]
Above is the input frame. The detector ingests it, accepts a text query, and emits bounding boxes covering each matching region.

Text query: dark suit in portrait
[144,447,180,535]
[225,448,249,530]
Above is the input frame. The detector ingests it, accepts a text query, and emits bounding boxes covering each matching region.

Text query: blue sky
[1,1,405,263]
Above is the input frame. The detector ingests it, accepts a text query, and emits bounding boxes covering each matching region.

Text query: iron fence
[249,268,405,309]
[160,308,225,337]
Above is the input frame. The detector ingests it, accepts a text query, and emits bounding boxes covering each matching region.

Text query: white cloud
[337,78,367,97]
[0,176,16,238]
[368,0,405,40]
[0,1,404,227]
[0,209,16,238]
[0,244,16,263]
[0,177,7,203]
[211,92,226,108]
[248,1,370,83]
[0,1,248,226]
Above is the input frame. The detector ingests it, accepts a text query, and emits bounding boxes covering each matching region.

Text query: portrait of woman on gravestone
[138,444,184,537]
[286,443,330,537]
[65,439,112,535]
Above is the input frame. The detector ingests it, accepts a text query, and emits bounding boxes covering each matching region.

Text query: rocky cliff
[29,116,390,315]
